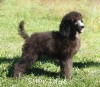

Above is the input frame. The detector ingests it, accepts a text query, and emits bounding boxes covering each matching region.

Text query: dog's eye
[75,21,78,25]
[73,20,77,23]
[81,20,83,22]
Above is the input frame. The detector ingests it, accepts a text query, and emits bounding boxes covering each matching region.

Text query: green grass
[0,0,100,87]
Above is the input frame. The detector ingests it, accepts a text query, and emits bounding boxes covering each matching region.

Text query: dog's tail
[18,21,29,40]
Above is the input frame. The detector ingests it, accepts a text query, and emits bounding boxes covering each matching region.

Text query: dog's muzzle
[75,20,84,33]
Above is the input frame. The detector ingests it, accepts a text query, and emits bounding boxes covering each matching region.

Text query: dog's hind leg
[13,49,38,78]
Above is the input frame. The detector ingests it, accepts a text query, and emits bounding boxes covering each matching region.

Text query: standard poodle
[13,11,84,79]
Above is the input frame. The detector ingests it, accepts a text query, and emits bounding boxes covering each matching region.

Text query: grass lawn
[0,0,100,87]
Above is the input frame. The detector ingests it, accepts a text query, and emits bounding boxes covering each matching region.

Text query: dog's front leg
[60,58,73,79]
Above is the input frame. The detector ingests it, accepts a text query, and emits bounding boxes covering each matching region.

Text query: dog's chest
[62,38,80,55]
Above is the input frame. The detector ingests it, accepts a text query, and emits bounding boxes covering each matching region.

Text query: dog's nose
[81,26,84,28]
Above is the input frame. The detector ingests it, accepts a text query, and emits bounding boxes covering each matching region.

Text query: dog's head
[59,11,84,37]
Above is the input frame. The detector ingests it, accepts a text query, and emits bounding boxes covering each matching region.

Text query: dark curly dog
[13,11,84,79]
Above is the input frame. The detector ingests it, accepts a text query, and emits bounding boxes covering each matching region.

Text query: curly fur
[13,11,84,79]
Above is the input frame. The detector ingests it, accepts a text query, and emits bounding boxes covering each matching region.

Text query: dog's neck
[69,30,80,40]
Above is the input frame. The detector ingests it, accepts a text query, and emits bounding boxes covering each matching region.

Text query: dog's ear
[59,19,70,37]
